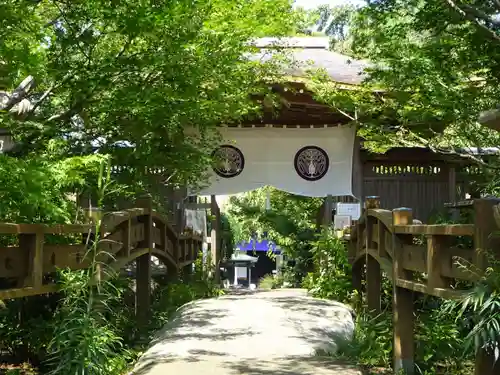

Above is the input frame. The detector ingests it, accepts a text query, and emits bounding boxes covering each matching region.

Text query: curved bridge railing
[348,196,500,375]
[0,206,203,300]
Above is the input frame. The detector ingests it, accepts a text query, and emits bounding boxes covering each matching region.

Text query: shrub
[331,311,392,369]
[305,230,355,304]
[259,273,284,289]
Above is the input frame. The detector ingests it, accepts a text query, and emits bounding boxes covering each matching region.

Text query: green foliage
[305,230,355,304]
[259,273,283,290]
[312,4,359,54]
[414,308,467,374]
[293,6,321,35]
[46,270,128,375]
[304,0,500,161]
[0,0,299,187]
[0,153,108,224]
[44,157,127,375]
[0,295,60,364]
[220,213,237,260]
[329,305,469,374]
[331,312,393,369]
[227,187,321,283]
[444,257,500,362]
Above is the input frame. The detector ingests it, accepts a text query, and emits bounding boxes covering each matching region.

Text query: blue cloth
[236,239,281,254]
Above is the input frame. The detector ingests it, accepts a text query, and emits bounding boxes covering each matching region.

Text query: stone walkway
[130,289,362,375]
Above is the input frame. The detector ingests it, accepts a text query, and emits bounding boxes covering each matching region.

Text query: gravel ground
[130,289,362,375]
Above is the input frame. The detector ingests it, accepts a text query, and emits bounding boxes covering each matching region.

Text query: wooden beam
[0,223,92,234]
[394,224,474,236]
[0,284,58,299]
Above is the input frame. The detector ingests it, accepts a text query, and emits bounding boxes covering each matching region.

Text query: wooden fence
[349,196,500,375]
[0,201,203,312]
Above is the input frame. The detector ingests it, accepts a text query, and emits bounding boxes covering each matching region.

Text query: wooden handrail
[393,224,474,236]
[349,196,500,374]
[0,204,204,299]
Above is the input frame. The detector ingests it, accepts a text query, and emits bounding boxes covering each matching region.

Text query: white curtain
[192,126,356,198]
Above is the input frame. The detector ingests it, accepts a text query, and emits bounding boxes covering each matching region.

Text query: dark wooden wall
[341,147,475,222]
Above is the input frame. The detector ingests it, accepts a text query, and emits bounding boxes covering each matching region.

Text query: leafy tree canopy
[307,0,500,157]
[0,0,298,186]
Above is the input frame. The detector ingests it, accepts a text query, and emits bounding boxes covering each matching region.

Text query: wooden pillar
[365,196,381,315]
[323,194,334,228]
[135,195,153,328]
[175,187,188,233]
[392,208,415,375]
[136,194,153,245]
[473,198,500,271]
[475,347,500,375]
[136,252,151,328]
[182,263,193,280]
[352,136,364,201]
[210,195,221,283]
[473,198,500,374]
[448,166,456,203]
[366,256,381,314]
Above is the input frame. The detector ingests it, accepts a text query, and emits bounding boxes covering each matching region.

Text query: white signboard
[334,215,352,230]
[184,209,207,236]
[336,203,361,220]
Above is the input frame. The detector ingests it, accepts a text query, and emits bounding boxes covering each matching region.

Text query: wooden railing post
[392,208,415,375]
[475,347,500,375]
[365,196,381,210]
[365,196,381,315]
[121,217,131,258]
[473,198,500,271]
[20,231,44,289]
[135,195,153,329]
[426,235,449,289]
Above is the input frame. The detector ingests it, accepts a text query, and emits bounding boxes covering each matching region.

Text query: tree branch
[399,128,500,170]
[331,97,500,169]
[0,76,35,111]
[493,0,500,12]
[29,74,74,115]
[444,0,500,43]
[46,105,78,123]
[461,4,500,26]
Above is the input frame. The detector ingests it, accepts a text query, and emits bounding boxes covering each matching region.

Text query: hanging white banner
[192,126,356,198]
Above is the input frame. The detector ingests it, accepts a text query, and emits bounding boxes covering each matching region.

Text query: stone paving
[130,289,363,375]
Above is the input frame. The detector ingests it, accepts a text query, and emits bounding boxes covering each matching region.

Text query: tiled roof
[252,37,369,85]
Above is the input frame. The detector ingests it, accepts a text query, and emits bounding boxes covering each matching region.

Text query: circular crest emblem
[212,145,245,178]
[294,146,329,181]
